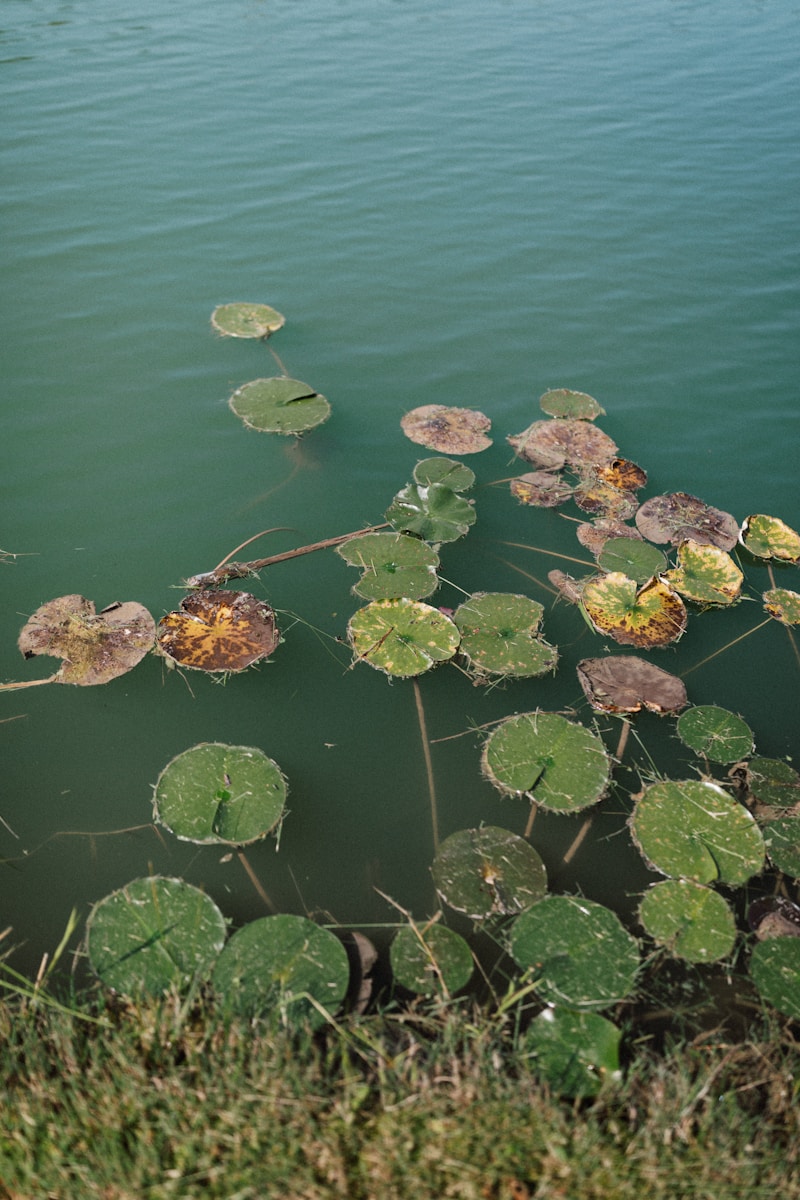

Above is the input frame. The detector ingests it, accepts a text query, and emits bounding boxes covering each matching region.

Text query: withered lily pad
[400,405,492,454]
[347,598,460,678]
[539,388,606,420]
[663,539,743,606]
[635,492,738,551]
[211,302,285,339]
[573,476,639,520]
[581,572,687,648]
[510,471,575,508]
[508,418,617,471]
[454,592,558,679]
[577,656,687,715]
[748,895,800,940]
[17,595,155,686]
[763,587,800,625]
[577,519,643,559]
[229,377,330,435]
[740,514,800,562]
[157,590,280,673]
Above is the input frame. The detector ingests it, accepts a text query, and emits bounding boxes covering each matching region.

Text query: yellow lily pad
[581,572,687,648]
[663,539,743,606]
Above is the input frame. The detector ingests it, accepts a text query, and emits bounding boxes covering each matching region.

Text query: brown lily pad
[17,595,155,686]
[156,590,280,673]
[400,405,492,454]
[573,476,639,519]
[577,655,688,715]
[510,471,574,508]
[635,492,739,551]
[507,418,618,471]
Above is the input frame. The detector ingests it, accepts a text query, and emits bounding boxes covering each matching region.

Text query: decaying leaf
[510,471,574,508]
[740,514,800,562]
[507,418,617,471]
[576,519,643,559]
[577,655,687,715]
[748,896,800,940]
[17,595,155,686]
[400,405,492,454]
[572,475,639,519]
[635,492,739,550]
[663,539,744,606]
[156,590,280,673]
[581,572,687,648]
[548,569,586,605]
[763,587,800,626]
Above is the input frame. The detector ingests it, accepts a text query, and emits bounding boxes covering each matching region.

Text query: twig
[185,524,389,588]
[413,679,439,852]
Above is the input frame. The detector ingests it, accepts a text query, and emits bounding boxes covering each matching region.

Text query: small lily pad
[539,388,606,420]
[573,476,639,520]
[663,539,743,606]
[412,457,475,491]
[385,481,476,544]
[453,592,558,679]
[742,757,800,812]
[762,817,800,878]
[576,656,687,715]
[749,937,800,1019]
[211,302,285,339]
[676,706,754,764]
[597,538,667,584]
[508,418,617,471]
[763,587,800,626]
[635,493,739,551]
[336,532,439,601]
[740,514,800,563]
[431,826,548,919]
[400,405,492,454]
[16,595,155,686]
[521,1008,622,1098]
[157,590,280,674]
[390,924,473,996]
[510,471,575,508]
[229,377,330,435]
[638,879,736,963]
[581,572,687,649]
[348,598,460,678]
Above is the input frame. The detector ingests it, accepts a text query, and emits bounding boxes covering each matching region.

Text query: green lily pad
[749,937,800,1019]
[211,914,350,1025]
[86,877,227,997]
[740,514,800,562]
[153,743,287,846]
[390,924,473,996]
[431,826,547,919]
[521,1008,622,1098]
[510,895,640,1009]
[385,481,476,543]
[676,706,754,764]
[538,388,606,420]
[482,712,611,814]
[762,817,800,877]
[453,592,558,679]
[635,493,739,551]
[630,780,765,885]
[412,457,475,491]
[663,539,743,606]
[229,377,331,435]
[577,656,687,715]
[336,532,439,601]
[581,572,687,648]
[347,598,460,678]
[510,471,575,508]
[742,757,800,812]
[211,302,285,339]
[508,418,618,471]
[763,587,800,626]
[597,537,667,584]
[638,879,736,963]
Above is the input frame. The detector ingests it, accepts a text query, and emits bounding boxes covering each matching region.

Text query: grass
[0,983,798,1200]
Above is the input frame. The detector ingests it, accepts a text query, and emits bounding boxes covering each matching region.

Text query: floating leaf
[336,532,439,601]
[676,706,754,764]
[762,818,800,878]
[347,597,460,678]
[153,743,287,846]
[581,572,687,648]
[510,471,575,508]
[521,1008,622,1098]
[597,538,667,584]
[630,780,765,885]
[453,592,558,679]
[763,587,800,626]
[740,514,800,563]
[663,539,743,606]
[400,405,492,454]
[412,457,475,491]
[431,826,547,919]
[385,481,476,543]
[635,492,738,550]
[741,757,800,813]
[482,712,610,814]
[229,377,330,435]
[598,458,647,491]
[573,476,639,520]
[577,519,642,559]
[539,388,606,420]
[576,656,687,715]
[17,595,155,686]
[390,924,473,996]
[211,302,285,339]
[211,914,350,1026]
[86,877,227,997]
[508,418,617,471]
[157,590,280,673]
[510,895,640,1009]
[749,937,800,1019]
[639,879,736,963]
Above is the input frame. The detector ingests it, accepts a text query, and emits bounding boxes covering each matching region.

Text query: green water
[2,0,798,978]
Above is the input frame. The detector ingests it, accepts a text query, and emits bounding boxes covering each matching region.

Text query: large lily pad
[431,826,547,919]
[153,743,287,846]
[521,1008,622,1098]
[629,780,765,885]
[86,877,227,997]
[597,537,667,584]
[336,532,439,601]
[763,587,800,626]
[740,514,800,562]
[400,405,492,454]
[663,539,743,606]
[211,302,285,339]
[347,597,460,677]
[676,706,754,764]
[510,471,575,508]
[581,572,687,648]
[453,592,558,679]
[538,388,606,420]
[17,595,155,686]
[385,481,476,543]
[482,711,611,814]
[635,492,739,550]
[576,656,687,715]
[749,937,800,1020]
[638,879,736,964]
[508,418,617,470]
[229,377,331,435]
[157,590,280,673]
[390,924,473,996]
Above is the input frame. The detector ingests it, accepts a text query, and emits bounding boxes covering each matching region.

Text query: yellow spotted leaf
[157,590,280,673]
[663,539,743,606]
[581,572,687,648]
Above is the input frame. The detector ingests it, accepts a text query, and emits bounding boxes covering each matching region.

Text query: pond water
[2,0,798,982]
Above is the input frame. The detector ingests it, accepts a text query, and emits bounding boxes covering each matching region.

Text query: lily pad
[431,826,548,919]
[229,377,330,435]
[385,481,476,543]
[663,539,743,606]
[740,514,800,563]
[581,572,687,648]
[453,592,558,679]
[482,711,611,814]
[510,471,575,508]
[153,743,287,846]
[597,458,648,492]
[577,518,643,558]
[211,914,350,1026]
[629,779,765,885]
[597,538,667,584]
[762,817,800,878]
[412,457,475,491]
[749,937,800,1019]
[347,597,460,678]
[635,492,739,551]
[676,706,754,764]
[86,877,227,997]
[508,418,618,471]
[573,476,639,520]
[390,924,473,996]
[638,879,736,963]
[157,590,280,673]
[17,595,155,686]
[336,532,439,601]
[510,895,640,1009]
[538,388,606,420]
[742,757,800,813]
[576,656,687,715]
[763,587,800,626]
[521,1008,622,1098]
[211,302,285,339]
[400,405,492,454]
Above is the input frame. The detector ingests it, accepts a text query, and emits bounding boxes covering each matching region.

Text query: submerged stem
[413,679,439,852]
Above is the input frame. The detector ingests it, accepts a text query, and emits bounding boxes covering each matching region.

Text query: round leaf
[157,590,280,673]
[676,706,754,764]
[521,1008,622,1098]
[576,655,687,715]
[763,587,800,626]
[412,457,475,491]
[743,757,800,812]
[400,405,492,454]
[229,377,330,435]
[17,595,155,686]
[749,937,800,1019]
[538,388,605,420]
[663,539,743,606]
[762,817,800,877]
[336,532,439,601]
[635,492,738,550]
[581,572,687,648]
[453,592,558,679]
[508,418,617,470]
[577,518,643,559]
[482,712,610,814]
[597,538,667,583]
[347,597,460,678]
[431,826,547,919]
[740,514,800,563]
[385,481,476,543]
[211,302,285,339]
[510,471,575,508]
[573,476,639,520]
[639,879,736,963]
[390,924,473,995]
[153,743,287,846]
